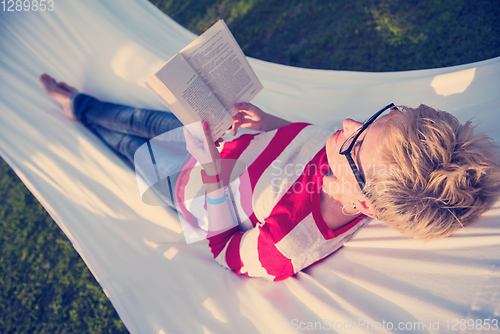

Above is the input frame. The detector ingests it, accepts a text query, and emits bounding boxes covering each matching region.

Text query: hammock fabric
[1,1,499,333]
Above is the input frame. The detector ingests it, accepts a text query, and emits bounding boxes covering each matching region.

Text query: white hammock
[1,0,499,333]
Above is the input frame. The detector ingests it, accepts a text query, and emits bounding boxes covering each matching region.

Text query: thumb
[202,122,218,155]
[202,121,211,136]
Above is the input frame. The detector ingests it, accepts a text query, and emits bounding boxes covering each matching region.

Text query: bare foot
[39,73,79,120]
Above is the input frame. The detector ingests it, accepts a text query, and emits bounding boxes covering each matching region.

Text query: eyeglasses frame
[339,103,395,193]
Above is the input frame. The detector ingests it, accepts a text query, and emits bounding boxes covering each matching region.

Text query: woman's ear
[355,194,378,218]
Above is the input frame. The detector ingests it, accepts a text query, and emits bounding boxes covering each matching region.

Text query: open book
[146,20,263,140]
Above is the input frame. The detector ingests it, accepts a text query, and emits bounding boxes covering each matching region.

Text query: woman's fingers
[232,106,257,135]
[233,102,266,133]
[232,114,241,136]
[202,122,214,151]
[235,102,255,111]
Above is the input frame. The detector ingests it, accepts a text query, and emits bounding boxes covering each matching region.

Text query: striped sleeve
[208,224,295,281]
[208,212,366,281]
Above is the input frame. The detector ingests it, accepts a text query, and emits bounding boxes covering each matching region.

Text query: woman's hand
[231,102,268,136]
[183,122,221,176]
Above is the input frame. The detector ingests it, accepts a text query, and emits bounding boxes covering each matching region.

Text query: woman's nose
[342,119,363,138]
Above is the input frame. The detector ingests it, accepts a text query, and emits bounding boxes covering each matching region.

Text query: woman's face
[324,115,390,198]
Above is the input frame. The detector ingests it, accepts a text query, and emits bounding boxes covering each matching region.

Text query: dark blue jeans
[70,93,183,166]
[71,93,184,208]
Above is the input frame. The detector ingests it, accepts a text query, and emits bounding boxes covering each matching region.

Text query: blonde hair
[365,104,500,241]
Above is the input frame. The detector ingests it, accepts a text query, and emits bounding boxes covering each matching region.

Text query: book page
[146,53,233,141]
[180,20,263,117]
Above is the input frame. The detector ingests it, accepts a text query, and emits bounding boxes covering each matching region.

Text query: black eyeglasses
[339,103,395,192]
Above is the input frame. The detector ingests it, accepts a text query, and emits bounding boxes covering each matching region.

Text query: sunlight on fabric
[111,42,164,86]
[430,67,476,96]
[469,265,500,314]
[163,247,178,260]
[284,278,367,323]
[23,159,65,196]
[202,297,229,323]
[238,286,290,332]
[144,239,159,249]
[26,153,125,218]
[202,326,215,334]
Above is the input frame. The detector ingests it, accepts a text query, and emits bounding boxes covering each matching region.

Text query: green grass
[151,0,499,71]
[0,160,128,333]
[1,0,499,332]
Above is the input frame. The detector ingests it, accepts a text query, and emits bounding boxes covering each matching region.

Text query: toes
[39,73,48,83]
[40,73,56,86]
[39,74,78,97]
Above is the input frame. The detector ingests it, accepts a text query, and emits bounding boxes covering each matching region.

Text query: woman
[40,73,500,281]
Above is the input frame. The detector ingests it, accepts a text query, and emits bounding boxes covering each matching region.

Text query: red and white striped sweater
[176,123,367,280]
